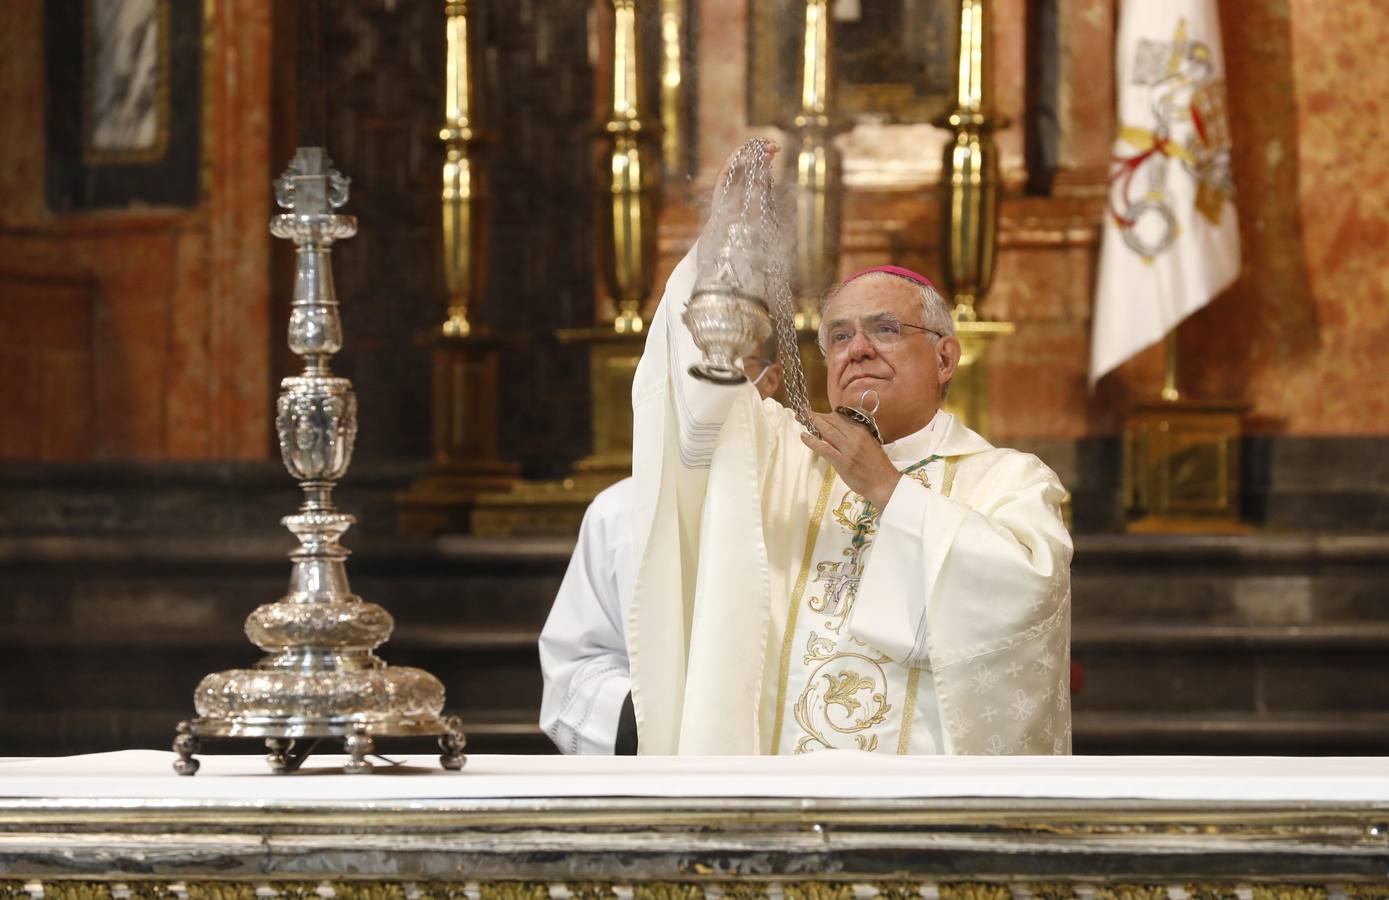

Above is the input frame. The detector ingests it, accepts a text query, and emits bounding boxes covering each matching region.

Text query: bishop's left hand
[801,412,902,511]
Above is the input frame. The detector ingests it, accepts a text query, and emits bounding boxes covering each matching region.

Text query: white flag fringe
[1089,0,1241,387]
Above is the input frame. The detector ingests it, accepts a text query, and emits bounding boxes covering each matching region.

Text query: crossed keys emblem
[815,555,864,620]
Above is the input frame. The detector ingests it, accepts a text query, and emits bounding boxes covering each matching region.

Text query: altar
[4,753,1389,898]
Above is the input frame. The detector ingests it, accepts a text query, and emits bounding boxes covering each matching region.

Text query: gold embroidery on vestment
[769,464,838,752]
[793,652,893,753]
[779,455,949,754]
[943,457,960,497]
[897,666,923,754]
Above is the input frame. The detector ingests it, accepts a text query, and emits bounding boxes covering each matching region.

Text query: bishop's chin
[842,373,887,394]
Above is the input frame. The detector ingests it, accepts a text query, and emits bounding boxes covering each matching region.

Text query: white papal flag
[1089,0,1241,387]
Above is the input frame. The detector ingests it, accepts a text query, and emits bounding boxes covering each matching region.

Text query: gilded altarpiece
[747,0,959,128]
[302,0,596,467]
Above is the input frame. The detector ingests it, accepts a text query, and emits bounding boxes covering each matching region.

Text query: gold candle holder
[789,0,841,332]
[935,0,1013,437]
[397,0,517,535]
[440,0,485,339]
[599,0,662,336]
[659,0,685,177]
[786,0,845,414]
[937,0,1000,323]
[470,0,663,535]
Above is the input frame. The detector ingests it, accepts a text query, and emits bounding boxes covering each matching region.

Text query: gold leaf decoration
[270,884,325,900]
[565,885,618,900]
[329,884,409,900]
[631,883,704,900]
[0,883,33,900]
[40,883,117,900]
[1093,887,1169,900]
[1024,885,1077,900]
[714,885,767,900]
[940,883,1012,900]
[478,884,551,900]
[870,884,925,900]
[415,885,473,900]
[1250,888,1328,900]
[783,884,855,900]
[124,884,178,900]
[822,671,873,716]
[1182,885,1238,900]
[186,885,259,900]
[1344,886,1389,900]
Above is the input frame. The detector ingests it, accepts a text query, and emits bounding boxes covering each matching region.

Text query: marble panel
[1057,0,1115,177]
[0,0,272,461]
[989,323,1092,438]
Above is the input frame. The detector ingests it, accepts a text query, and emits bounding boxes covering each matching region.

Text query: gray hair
[816,271,955,398]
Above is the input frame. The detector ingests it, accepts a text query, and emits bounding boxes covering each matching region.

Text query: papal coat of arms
[1109,19,1236,262]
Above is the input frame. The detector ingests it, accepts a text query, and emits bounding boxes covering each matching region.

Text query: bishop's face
[820,277,960,443]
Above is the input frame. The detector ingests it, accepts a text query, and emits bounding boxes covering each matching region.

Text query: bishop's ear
[937,336,963,385]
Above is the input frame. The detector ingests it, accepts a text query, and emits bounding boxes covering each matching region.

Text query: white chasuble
[629,245,1074,756]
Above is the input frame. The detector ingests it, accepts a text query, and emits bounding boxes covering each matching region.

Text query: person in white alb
[538,348,783,755]
[625,143,1074,756]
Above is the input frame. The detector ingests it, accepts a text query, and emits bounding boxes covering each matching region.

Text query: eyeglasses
[821,316,946,356]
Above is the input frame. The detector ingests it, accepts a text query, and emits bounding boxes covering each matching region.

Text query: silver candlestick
[173,148,466,776]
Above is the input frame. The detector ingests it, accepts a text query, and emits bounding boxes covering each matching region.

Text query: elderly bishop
[626,145,1073,756]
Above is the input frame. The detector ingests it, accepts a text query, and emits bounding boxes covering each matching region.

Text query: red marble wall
[655,0,1389,438]
[0,0,273,461]
[997,0,1389,437]
[1177,0,1389,434]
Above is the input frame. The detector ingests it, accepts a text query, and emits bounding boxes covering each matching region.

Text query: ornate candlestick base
[173,148,467,775]
[175,716,466,776]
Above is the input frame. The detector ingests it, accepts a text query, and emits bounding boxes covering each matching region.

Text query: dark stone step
[1073,710,1389,755]
[4,530,1388,757]
[0,644,543,715]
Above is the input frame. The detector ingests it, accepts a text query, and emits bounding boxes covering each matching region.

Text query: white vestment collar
[881,409,995,465]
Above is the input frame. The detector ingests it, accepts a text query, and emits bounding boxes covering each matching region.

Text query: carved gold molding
[5,884,1389,900]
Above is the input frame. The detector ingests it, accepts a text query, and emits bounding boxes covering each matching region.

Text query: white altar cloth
[0,751,1386,804]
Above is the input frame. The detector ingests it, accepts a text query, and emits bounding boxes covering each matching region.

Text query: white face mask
[745,358,774,387]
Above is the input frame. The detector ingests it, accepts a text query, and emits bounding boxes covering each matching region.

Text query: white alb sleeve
[538,484,635,754]
[659,243,748,469]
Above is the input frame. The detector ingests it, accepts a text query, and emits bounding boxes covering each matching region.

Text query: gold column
[441,0,483,340]
[935,0,1013,437]
[471,0,663,535]
[570,0,661,472]
[659,0,685,176]
[398,0,518,535]
[599,0,660,336]
[789,0,842,414]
